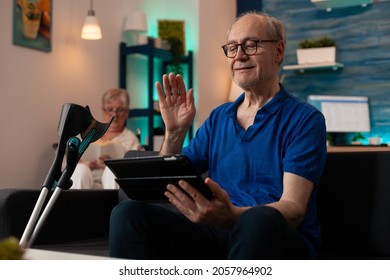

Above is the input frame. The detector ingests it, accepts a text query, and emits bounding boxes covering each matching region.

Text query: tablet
[104,154,213,202]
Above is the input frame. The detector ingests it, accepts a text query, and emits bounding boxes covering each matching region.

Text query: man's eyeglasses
[103,107,128,115]
[221,39,278,58]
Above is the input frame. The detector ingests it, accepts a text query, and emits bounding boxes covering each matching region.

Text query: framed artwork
[13,0,52,52]
[157,20,186,56]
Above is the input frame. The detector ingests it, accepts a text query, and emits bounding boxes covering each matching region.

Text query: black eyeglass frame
[221,39,278,58]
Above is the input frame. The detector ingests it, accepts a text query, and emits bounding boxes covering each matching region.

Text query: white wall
[0,0,236,189]
[198,0,236,126]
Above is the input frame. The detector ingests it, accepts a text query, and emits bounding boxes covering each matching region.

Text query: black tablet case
[105,155,213,201]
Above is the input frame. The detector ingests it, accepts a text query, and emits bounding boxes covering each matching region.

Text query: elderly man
[109,12,326,260]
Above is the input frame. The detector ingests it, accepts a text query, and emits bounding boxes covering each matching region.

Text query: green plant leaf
[298,36,336,49]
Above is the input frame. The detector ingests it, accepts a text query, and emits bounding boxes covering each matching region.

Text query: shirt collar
[226,83,288,118]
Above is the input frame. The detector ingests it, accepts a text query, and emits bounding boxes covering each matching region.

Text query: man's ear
[275,40,285,64]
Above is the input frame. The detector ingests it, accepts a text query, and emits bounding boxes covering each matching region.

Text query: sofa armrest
[0,189,118,246]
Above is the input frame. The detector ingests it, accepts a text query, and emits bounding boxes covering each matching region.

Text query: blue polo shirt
[183,84,327,258]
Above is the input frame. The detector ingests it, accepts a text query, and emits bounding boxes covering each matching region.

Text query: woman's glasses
[103,107,128,115]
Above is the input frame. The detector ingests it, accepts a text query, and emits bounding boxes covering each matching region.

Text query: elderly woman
[71,88,142,189]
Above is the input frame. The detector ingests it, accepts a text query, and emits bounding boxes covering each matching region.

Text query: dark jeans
[109,200,311,259]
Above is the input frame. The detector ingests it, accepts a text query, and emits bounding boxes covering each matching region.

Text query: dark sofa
[317,150,390,259]
[1,150,390,259]
[0,189,118,256]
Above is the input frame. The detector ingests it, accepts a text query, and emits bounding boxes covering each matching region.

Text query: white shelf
[311,0,373,12]
[282,62,344,73]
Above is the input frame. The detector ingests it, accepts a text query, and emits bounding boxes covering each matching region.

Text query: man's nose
[235,45,248,60]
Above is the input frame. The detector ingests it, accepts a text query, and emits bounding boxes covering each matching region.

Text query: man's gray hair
[228,11,286,43]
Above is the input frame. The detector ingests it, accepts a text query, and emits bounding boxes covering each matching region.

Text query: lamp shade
[81,14,102,40]
[124,11,147,32]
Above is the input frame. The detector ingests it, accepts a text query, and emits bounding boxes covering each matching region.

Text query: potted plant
[351,132,365,145]
[166,37,184,75]
[296,36,336,65]
[158,20,186,75]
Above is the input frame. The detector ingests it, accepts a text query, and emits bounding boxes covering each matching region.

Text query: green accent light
[68,137,80,150]
[78,129,96,157]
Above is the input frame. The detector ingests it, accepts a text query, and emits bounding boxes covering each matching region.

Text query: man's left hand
[164,178,248,229]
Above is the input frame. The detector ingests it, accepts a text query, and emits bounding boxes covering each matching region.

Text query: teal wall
[264,0,390,144]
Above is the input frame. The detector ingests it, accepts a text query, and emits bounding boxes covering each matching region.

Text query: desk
[24,248,115,260]
[327,145,390,153]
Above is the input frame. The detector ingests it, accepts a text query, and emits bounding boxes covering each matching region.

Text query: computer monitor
[307,95,370,133]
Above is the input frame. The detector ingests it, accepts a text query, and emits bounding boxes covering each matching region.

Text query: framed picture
[157,20,186,55]
[13,0,52,52]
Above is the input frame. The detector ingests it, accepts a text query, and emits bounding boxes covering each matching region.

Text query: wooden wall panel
[264,0,390,143]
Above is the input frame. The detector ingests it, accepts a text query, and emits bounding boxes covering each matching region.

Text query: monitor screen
[307,95,370,133]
